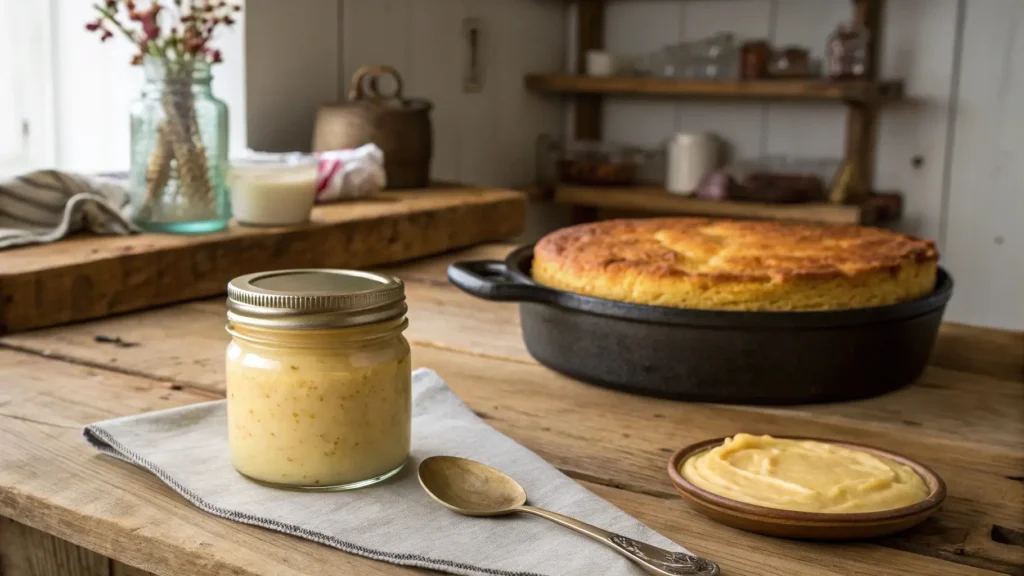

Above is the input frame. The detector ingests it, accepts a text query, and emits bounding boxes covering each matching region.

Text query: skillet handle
[447,260,559,303]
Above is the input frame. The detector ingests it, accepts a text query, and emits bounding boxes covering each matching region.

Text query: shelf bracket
[570,0,606,223]
[573,0,605,142]
[843,0,884,202]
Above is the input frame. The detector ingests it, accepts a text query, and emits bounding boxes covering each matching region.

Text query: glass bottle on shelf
[826,23,870,79]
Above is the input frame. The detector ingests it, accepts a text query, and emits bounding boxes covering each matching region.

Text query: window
[0,0,54,176]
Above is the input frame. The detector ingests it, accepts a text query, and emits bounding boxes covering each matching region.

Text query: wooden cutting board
[0,187,525,334]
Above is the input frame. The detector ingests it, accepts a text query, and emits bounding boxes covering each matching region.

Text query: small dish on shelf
[666,436,947,540]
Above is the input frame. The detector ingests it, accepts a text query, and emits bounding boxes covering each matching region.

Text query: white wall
[567,0,1022,329]
[240,0,566,188]
[245,0,339,153]
[51,0,247,172]
[0,0,55,175]
[339,0,566,187]
[942,0,1023,330]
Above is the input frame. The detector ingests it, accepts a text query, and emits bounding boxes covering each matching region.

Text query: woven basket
[313,66,433,189]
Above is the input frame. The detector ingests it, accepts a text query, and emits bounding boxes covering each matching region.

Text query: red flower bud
[210,49,222,63]
[105,0,117,8]
[222,15,234,25]
[101,30,114,42]
[140,8,161,40]
[85,20,102,32]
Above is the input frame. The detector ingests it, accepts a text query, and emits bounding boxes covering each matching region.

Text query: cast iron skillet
[448,244,954,405]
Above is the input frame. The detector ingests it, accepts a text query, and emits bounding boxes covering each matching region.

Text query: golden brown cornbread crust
[532,218,939,311]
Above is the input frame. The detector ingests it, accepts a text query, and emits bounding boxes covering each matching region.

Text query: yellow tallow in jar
[225,269,411,491]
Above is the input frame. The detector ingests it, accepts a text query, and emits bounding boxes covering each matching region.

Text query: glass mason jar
[225,269,411,491]
[130,57,229,234]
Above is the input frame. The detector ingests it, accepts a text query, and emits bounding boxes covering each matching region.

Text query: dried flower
[139,6,161,40]
[85,0,241,65]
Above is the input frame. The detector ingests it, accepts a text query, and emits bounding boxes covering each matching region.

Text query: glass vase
[130,58,229,233]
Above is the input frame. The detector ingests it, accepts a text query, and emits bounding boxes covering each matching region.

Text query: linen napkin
[84,369,694,576]
[0,170,136,250]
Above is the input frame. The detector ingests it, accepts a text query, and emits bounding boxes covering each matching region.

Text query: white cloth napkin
[84,369,694,576]
[0,170,136,250]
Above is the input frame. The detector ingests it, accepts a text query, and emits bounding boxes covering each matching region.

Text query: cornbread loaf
[532,218,938,311]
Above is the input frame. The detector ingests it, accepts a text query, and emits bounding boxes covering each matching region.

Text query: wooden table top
[1,243,1021,576]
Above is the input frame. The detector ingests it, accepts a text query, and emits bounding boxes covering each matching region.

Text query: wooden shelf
[525,74,904,104]
[553,185,902,225]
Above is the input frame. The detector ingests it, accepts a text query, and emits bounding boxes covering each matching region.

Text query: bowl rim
[666,435,947,524]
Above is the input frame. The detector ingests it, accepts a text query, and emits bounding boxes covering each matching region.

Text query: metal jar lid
[227,269,406,329]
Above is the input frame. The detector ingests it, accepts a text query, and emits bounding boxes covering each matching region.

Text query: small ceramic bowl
[667,436,947,540]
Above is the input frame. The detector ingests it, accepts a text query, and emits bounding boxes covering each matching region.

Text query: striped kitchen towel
[0,170,137,250]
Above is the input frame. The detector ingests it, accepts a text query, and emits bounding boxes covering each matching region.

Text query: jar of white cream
[229,153,319,226]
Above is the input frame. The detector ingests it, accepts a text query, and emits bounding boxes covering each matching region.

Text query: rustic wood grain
[0,187,525,335]
[525,73,905,103]
[1,245,1021,575]
[0,349,429,576]
[0,519,110,576]
[2,252,1019,452]
[841,0,885,199]
[552,185,903,224]
[2,281,1021,572]
[409,348,1022,575]
[0,348,1011,576]
[572,0,604,143]
[110,563,156,576]
[383,243,516,284]
[4,290,1021,458]
[932,323,1024,382]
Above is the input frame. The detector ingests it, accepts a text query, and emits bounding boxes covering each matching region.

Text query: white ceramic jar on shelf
[585,50,617,77]
[665,133,720,195]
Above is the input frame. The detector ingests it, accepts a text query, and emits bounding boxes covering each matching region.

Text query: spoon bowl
[417,456,719,575]
[418,456,527,516]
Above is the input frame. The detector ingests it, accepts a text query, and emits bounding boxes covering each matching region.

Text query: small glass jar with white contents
[225,269,411,491]
[229,153,319,226]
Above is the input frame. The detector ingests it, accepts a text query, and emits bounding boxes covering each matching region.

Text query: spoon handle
[515,505,719,576]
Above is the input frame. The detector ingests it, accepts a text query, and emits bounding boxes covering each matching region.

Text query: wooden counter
[0,187,525,334]
[1,244,1021,576]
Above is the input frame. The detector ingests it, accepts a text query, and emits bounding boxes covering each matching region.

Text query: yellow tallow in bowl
[667,435,947,540]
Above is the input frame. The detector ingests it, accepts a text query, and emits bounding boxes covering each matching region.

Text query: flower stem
[93,3,141,45]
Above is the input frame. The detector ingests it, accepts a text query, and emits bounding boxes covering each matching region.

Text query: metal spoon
[418,456,719,576]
